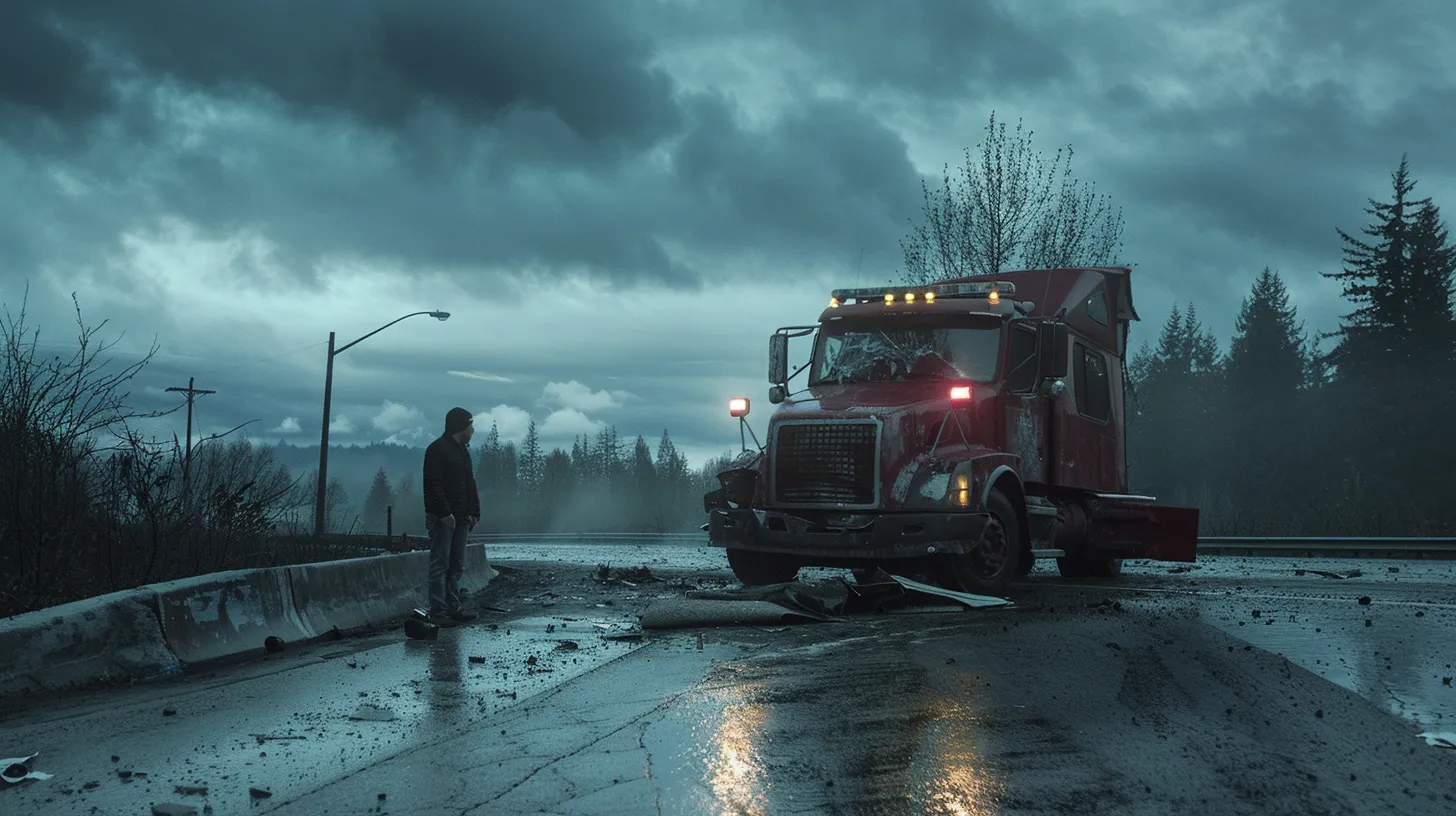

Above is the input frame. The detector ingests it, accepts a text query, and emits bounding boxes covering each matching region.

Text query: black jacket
[423,434,480,519]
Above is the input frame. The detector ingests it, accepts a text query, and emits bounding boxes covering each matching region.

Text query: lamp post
[314,310,451,536]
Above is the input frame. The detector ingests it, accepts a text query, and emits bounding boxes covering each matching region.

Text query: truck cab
[704,266,1199,595]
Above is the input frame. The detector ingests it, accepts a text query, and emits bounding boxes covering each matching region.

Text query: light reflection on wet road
[0,544,1452,814]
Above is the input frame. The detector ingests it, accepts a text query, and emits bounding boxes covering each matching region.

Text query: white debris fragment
[1,752,53,784]
[888,574,1013,609]
[1418,731,1456,749]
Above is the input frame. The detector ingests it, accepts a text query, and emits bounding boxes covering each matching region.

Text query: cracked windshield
[811,320,1002,385]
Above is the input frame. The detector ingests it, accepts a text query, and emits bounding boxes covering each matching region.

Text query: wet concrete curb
[0,545,494,698]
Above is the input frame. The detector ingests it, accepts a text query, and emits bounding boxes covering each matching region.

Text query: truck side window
[1074,343,1111,422]
[1086,290,1110,326]
[1004,326,1038,393]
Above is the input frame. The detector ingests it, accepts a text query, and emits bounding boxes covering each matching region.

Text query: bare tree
[0,288,170,612]
[900,112,1126,286]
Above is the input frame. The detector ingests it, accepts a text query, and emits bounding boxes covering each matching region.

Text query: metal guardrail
[469,532,1456,557]
[1196,537,1456,557]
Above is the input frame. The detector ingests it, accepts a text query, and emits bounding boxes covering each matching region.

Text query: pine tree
[518,421,542,499]
[1125,303,1224,508]
[1220,269,1309,521]
[1323,156,1427,379]
[362,467,393,533]
[1321,157,1455,520]
[539,448,575,528]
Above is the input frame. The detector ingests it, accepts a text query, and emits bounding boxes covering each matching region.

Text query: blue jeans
[426,513,469,615]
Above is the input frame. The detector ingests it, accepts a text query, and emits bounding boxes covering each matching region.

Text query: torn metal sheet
[888,574,1012,609]
[1,753,53,784]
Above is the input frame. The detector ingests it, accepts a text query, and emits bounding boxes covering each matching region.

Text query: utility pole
[166,376,215,493]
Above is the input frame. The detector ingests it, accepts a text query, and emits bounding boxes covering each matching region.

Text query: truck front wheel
[726,548,800,586]
[941,488,1021,596]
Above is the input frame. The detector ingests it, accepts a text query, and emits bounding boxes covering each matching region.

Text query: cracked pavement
[2,545,1454,814]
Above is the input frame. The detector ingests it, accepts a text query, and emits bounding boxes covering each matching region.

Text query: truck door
[1055,340,1116,491]
[1002,324,1046,483]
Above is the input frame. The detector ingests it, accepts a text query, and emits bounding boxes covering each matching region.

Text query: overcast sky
[2,0,1453,470]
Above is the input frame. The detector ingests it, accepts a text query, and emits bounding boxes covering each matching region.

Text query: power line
[165,377,215,490]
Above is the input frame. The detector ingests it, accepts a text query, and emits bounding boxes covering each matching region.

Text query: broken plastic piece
[1,753,53,784]
[1418,731,1456,749]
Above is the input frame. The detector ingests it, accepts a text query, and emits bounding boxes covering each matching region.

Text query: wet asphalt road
[1,545,1453,815]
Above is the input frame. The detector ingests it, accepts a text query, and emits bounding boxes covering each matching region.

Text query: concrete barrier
[0,588,177,698]
[153,567,315,666]
[289,551,428,634]
[288,543,495,634]
[0,543,497,698]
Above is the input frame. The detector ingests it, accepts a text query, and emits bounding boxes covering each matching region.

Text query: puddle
[1204,599,1455,733]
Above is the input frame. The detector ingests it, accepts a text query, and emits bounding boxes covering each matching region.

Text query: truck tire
[942,488,1021,596]
[726,548,800,586]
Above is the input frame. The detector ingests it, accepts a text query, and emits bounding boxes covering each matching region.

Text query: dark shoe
[428,613,460,628]
[447,609,478,622]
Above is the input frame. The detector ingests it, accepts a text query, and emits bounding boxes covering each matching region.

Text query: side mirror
[768,385,786,404]
[1037,322,1068,381]
[768,333,788,384]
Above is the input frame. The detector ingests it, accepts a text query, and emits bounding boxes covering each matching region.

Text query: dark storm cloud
[15,0,679,153]
[644,0,1071,95]
[670,92,923,261]
[1102,82,1395,258]
[0,0,927,292]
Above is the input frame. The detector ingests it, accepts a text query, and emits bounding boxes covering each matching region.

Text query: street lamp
[314,310,451,536]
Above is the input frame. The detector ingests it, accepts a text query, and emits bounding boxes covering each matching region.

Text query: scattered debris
[405,618,439,640]
[151,804,199,816]
[1418,732,1456,750]
[264,635,286,653]
[596,564,659,585]
[348,705,398,722]
[251,734,308,745]
[174,784,209,796]
[468,655,487,664]
[163,707,178,716]
[1302,569,1360,580]
[554,640,579,651]
[1,753,53,784]
[526,655,538,666]
[887,605,965,615]
[250,787,273,799]
[1358,596,1372,606]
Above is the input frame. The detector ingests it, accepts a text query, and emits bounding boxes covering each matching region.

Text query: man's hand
[441,514,456,529]
[468,516,478,531]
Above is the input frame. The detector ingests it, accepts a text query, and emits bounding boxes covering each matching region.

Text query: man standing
[422,407,481,626]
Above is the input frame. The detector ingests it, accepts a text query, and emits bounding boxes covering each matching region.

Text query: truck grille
[773,421,879,506]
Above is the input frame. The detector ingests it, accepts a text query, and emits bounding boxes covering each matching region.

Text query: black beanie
[445,407,473,435]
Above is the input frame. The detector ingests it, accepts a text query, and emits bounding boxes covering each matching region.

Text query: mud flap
[1085,498,1199,562]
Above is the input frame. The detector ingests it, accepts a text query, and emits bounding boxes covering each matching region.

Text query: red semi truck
[704,266,1199,595]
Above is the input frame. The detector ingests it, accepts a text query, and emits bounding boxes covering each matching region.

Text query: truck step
[1031,548,1066,558]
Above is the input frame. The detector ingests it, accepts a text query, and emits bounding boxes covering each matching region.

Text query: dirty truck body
[704,266,1199,594]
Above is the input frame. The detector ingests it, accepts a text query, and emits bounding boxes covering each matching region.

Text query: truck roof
[820,266,1138,355]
